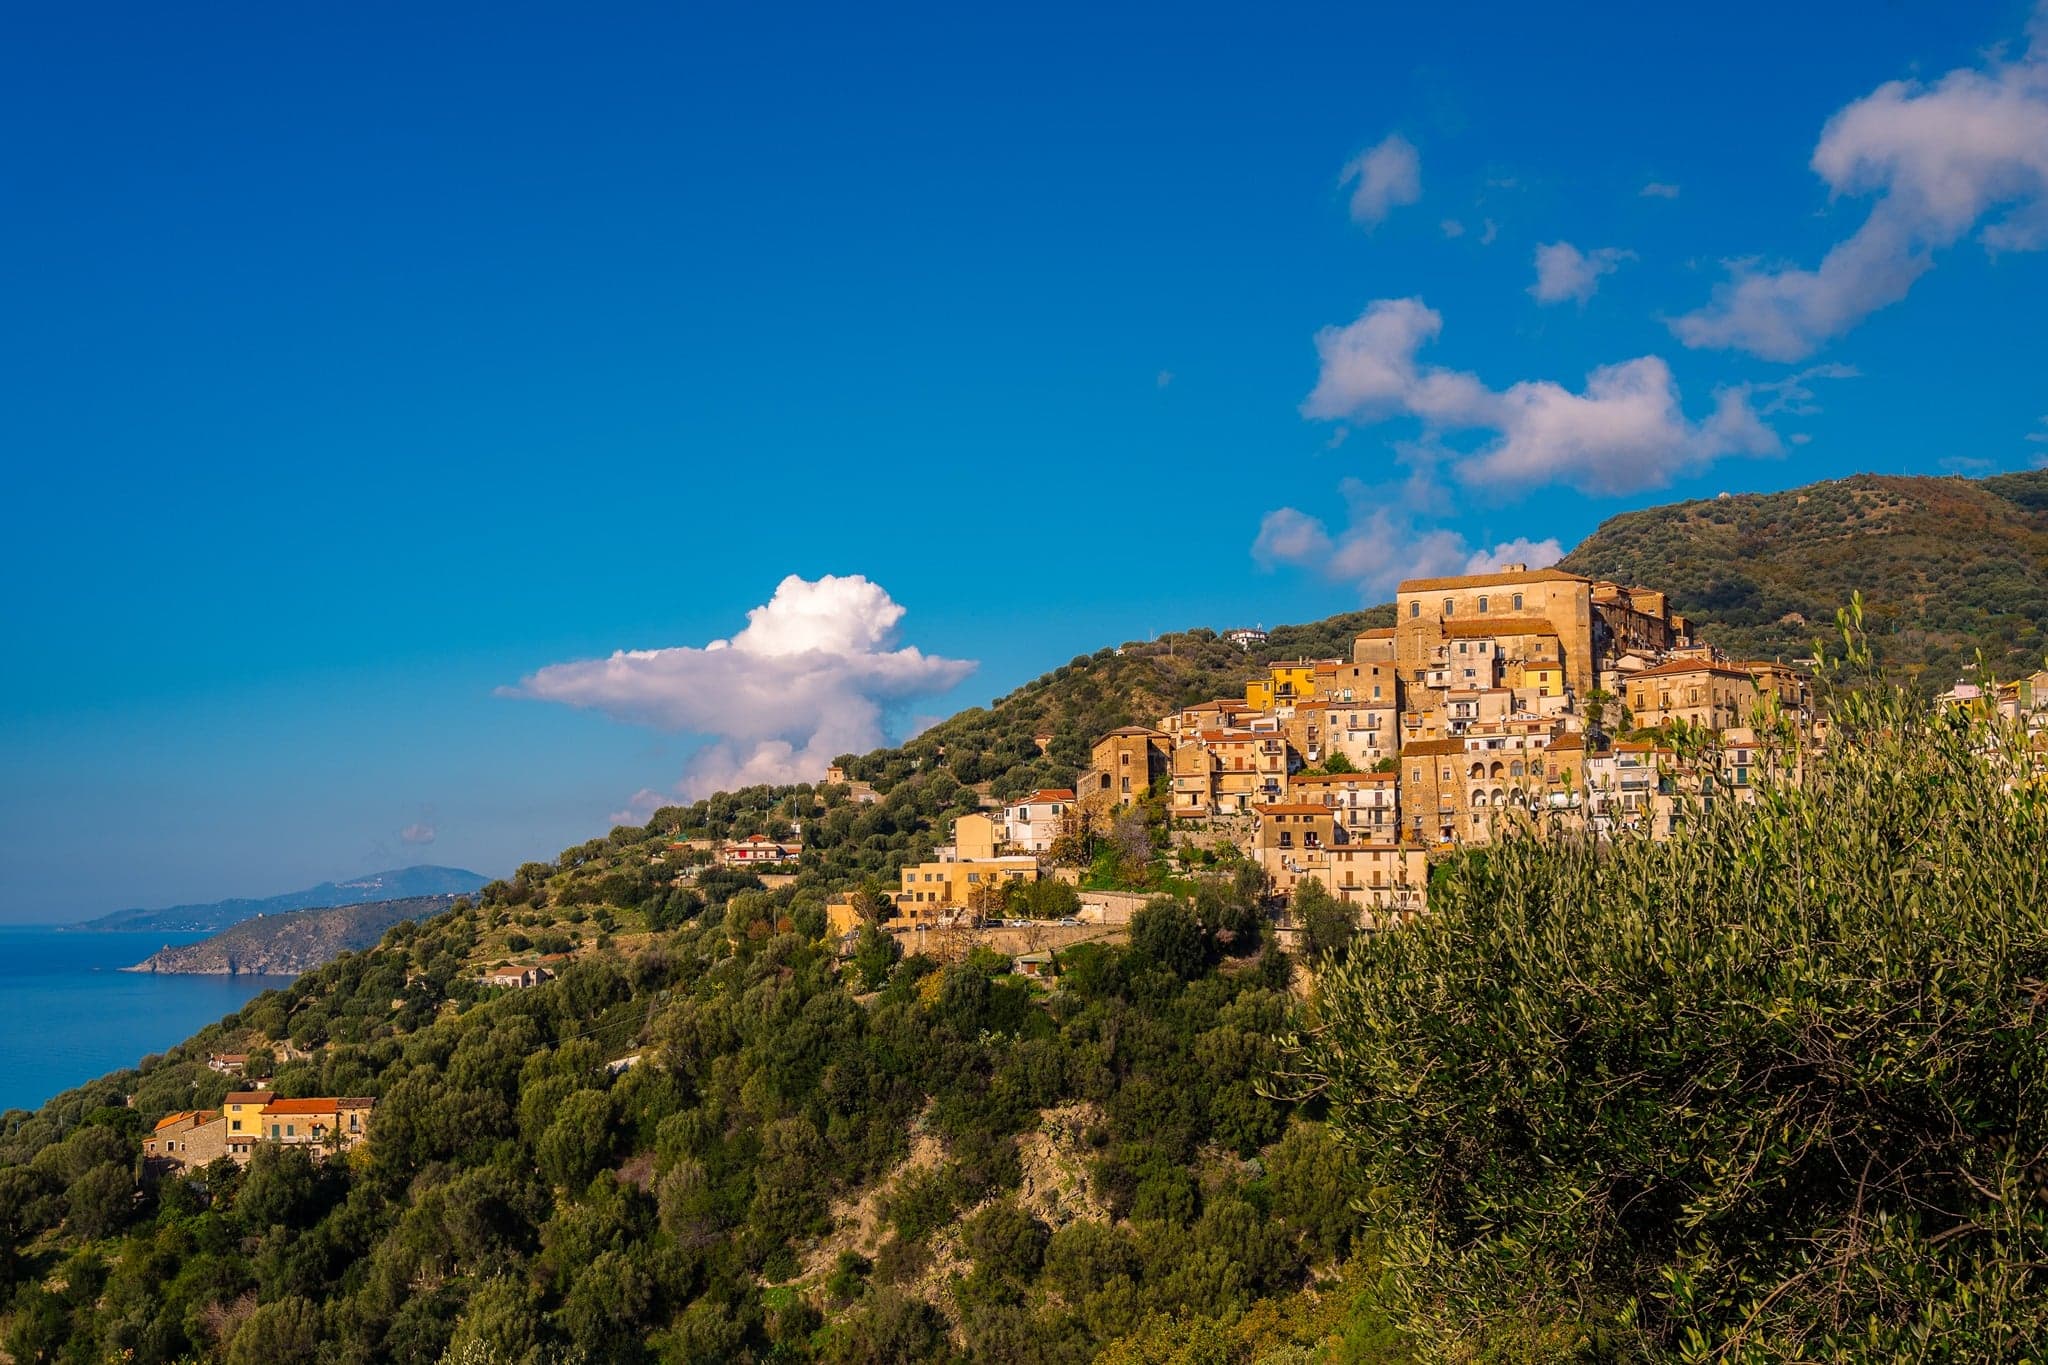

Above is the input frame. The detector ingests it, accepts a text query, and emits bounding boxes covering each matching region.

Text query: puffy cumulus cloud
[1674,9,2048,360]
[1529,241,1635,304]
[1340,134,1421,227]
[1463,536,1566,575]
[400,822,436,846]
[1253,479,1566,599]
[1302,297,1779,496]
[506,574,975,804]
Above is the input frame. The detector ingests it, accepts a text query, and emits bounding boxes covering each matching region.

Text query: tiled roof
[261,1098,339,1116]
[1399,567,1588,593]
[1440,618,1561,639]
[1401,739,1468,756]
[1629,659,1756,681]
[224,1091,273,1105]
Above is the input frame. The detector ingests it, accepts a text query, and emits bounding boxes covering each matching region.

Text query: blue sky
[4,2,2044,920]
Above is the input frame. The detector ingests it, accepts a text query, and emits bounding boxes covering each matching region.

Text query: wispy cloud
[1529,241,1635,305]
[1440,218,1466,238]
[505,575,975,810]
[1340,134,1422,227]
[1640,181,1682,199]
[1301,297,1778,496]
[1754,362,1860,416]
[1673,8,2048,360]
[399,822,437,846]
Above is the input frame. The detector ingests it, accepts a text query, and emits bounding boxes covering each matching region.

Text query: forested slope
[1560,470,2048,686]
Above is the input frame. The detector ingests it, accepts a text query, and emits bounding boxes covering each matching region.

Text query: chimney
[1501,562,1527,573]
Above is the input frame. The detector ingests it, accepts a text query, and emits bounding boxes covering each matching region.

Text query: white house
[1002,788,1074,854]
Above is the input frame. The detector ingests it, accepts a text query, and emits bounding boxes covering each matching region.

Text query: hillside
[3,471,2045,1361]
[75,865,488,934]
[1560,470,2048,687]
[123,895,469,976]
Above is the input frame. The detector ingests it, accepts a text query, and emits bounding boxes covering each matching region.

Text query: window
[1278,831,1293,849]
[1409,601,1420,618]
[1478,596,1489,612]
[1513,593,1524,611]
[1443,599,1455,616]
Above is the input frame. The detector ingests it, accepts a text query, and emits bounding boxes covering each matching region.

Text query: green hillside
[3,472,2046,1362]
[1559,470,2048,686]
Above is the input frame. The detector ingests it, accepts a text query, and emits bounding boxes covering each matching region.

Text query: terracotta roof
[224,1091,273,1105]
[261,1098,340,1116]
[1628,659,1757,681]
[1017,789,1075,804]
[1101,725,1166,737]
[1289,771,1395,783]
[1253,803,1334,815]
[1398,567,1588,593]
[1401,739,1468,756]
[1440,618,1561,639]
[154,1110,202,1131]
[1353,627,1396,639]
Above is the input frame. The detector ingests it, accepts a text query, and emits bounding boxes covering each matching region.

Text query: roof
[1100,725,1166,737]
[154,1110,203,1131]
[1289,771,1395,783]
[1440,618,1561,639]
[1353,627,1396,639]
[1253,803,1335,815]
[1398,567,1589,593]
[260,1097,340,1116]
[1016,788,1075,804]
[1401,739,1469,756]
[224,1091,274,1105]
[1547,734,1587,751]
[1628,659,1757,681]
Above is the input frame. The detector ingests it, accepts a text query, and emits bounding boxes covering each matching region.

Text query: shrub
[1294,625,2048,1358]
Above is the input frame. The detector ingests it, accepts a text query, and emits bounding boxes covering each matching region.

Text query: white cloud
[1302,296,1779,495]
[2025,415,2048,442]
[1674,10,2048,359]
[1463,537,1566,575]
[1641,181,1683,199]
[1441,218,1466,238]
[400,822,436,846]
[1156,369,1175,388]
[506,574,975,804]
[1340,134,1422,227]
[1254,479,1567,599]
[1479,218,1499,245]
[1529,241,1635,304]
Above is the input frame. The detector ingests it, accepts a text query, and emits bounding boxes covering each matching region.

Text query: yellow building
[222,1090,272,1143]
[1246,661,1334,711]
[950,812,998,861]
[892,856,1039,922]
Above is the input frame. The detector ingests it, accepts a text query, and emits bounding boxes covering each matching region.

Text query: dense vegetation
[1296,612,2048,1359]
[5,464,2047,1361]
[1562,470,2048,688]
[1,868,1400,1362]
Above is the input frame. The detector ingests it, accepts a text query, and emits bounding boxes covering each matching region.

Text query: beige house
[1326,843,1429,924]
[1284,770,1399,837]
[1626,660,1763,731]
[1078,726,1171,807]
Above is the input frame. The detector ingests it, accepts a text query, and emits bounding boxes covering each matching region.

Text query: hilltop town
[764,562,2046,962]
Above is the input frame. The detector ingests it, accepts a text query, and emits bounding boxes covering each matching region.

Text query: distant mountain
[123,894,466,976]
[1560,471,2048,688]
[75,865,487,933]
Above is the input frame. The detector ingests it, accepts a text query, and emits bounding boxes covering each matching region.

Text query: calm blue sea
[0,927,293,1113]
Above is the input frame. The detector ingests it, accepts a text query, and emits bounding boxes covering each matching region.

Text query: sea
[0,926,295,1114]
